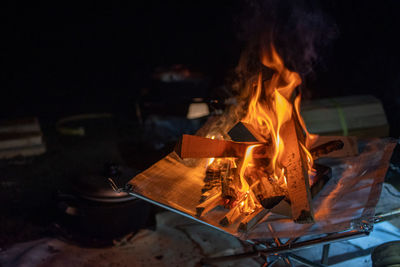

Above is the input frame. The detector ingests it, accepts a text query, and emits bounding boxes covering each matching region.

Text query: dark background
[2,0,400,135]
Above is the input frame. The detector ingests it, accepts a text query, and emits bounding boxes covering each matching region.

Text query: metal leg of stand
[321,244,330,265]
[264,257,279,267]
[283,255,295,266]
[287,253,326,267]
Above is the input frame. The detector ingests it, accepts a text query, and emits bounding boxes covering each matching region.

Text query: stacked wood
[202,164,222,193]
[191,108,353,226]
[200,187,219,203]
[221,165,237,206]
[301,95,389,137]
[0,117,46,159]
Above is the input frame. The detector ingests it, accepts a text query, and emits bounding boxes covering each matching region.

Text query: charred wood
[310,140,344,159]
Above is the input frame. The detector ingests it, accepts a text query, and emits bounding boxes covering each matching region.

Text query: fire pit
[117,41,396,242]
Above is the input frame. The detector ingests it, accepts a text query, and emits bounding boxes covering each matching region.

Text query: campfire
[175,42,347,227]
[125,37,393,239]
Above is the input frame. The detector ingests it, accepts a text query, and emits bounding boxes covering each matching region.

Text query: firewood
[310,140,344,159]
[259,195,285,209]
[221,174,237,203]
[196,192,222,217]
[204,168,222,182]
[202,164,222,193]
[251,181,270,205]
[200,187,219,203]
[238,208,269,232]
[201,182,217,193]
[228,121,268,142]
[175,134,272,159]
[311,136,358,158]
[310,164,332,198]
[281,114,314,224]
[219,205,242,226]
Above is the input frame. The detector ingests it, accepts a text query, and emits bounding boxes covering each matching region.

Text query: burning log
[202,164,222,193]
[311,136,358,158]
[183,43,353,226]
[280,115,314,224]
[175,134,272,159]
[221,168,238,206]
[219,181,260,226]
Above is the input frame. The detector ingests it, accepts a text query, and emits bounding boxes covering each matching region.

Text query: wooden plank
[175,134,272,159]
[311,136,358,158]
[196,192,222,217]
[219,206,242,226]
[281,115,314,224]
[238,208,269,232]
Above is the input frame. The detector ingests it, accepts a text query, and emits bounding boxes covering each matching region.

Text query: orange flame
[241,44,314,187]
[204,43,316,215]
[236,144,260,213]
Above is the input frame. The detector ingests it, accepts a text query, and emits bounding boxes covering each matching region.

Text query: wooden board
[311,136,358,158]
[175,134,272,159]
[281,116,314,224]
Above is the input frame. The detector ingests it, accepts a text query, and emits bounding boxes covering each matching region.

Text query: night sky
[3,0,400,134]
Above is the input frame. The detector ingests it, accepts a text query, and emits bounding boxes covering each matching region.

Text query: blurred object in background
[0,117,46,159]
[153,64,204,83]
[56,163,152,247]
[138,65,211,150]
[302,95,389,137]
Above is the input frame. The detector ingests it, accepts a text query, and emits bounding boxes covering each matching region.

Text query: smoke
[234,0,337,79]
